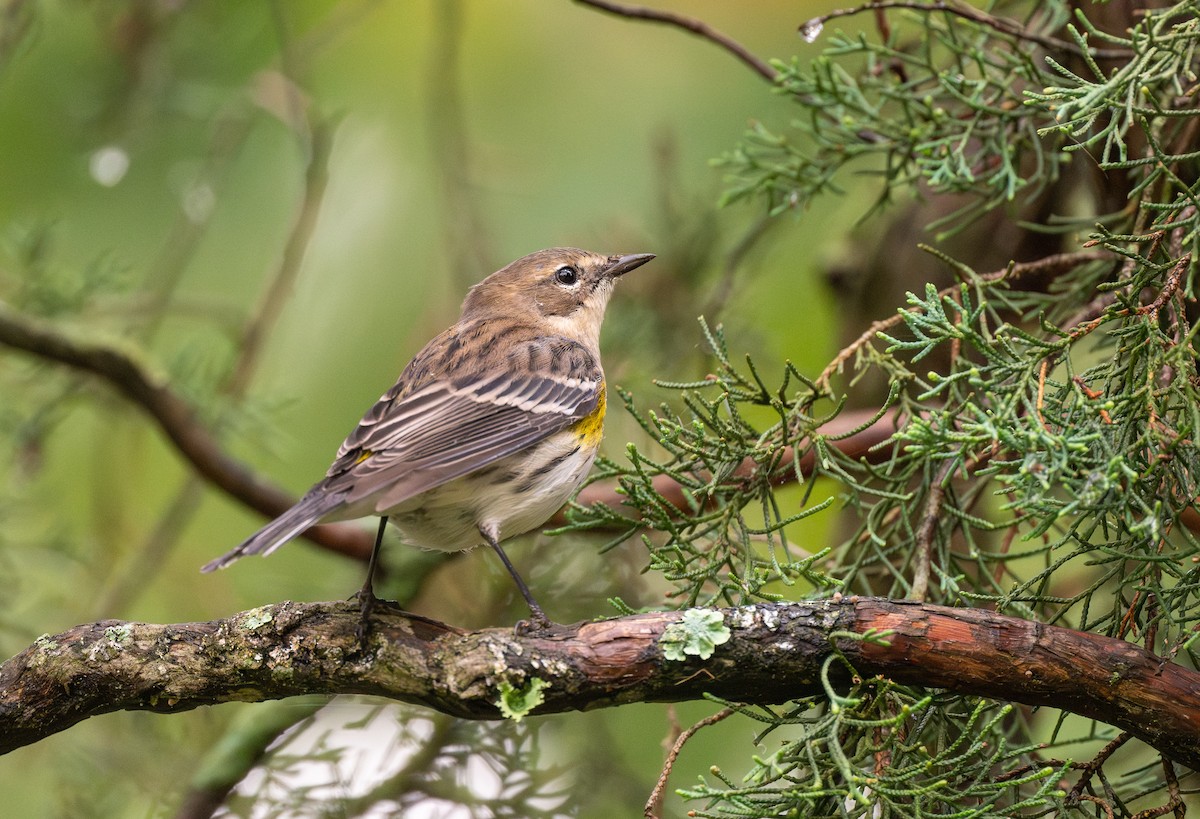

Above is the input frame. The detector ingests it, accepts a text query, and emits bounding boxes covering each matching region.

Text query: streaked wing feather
[344,404,582,511]
[333,379,415,462]
[320,354,601,511]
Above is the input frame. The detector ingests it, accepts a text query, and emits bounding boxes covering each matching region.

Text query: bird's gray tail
[201,491,344,573]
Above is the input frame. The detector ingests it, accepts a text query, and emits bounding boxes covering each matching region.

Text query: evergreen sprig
[575,1,1200,815]
[564,318,840,609]
[718,3,1071,231]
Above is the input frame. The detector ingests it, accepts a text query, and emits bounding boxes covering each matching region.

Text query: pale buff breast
[381,430,599,552]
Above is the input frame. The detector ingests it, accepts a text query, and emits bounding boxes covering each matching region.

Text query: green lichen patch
[659,609,731,661]
[495,678,549,722]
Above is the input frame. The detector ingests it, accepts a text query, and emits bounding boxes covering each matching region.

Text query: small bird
[203,247,653,632]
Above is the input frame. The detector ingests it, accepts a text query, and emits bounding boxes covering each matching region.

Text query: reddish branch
[569,406,897,519]
[2,598,1198,769]
[644,707,734,819]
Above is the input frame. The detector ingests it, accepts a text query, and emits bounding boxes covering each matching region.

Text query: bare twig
[801,1,1130,60]
[1160,755,1184,819]
[1130,761,1184,819]
[1067,732,1132,806]
[910,459,955,601]
[573,0,778,83]
[1077,794,1116,819]
[1036,358,1050,431]
[644,707,735,818]
[1136,253,1191,321]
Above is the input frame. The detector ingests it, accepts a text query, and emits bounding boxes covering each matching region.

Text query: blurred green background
[0,1,862,816]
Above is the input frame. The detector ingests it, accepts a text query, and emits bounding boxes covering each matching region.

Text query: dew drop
[800,18,824,43]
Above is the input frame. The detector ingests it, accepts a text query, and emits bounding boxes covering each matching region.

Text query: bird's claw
[513,610,556,636]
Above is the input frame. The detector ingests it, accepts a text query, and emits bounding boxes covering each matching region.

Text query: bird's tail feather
[201,491,343,573]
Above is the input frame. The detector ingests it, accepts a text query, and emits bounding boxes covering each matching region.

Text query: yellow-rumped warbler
[203,247,653,630]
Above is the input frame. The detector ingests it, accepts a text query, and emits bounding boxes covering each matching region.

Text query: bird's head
[462,248,654,346]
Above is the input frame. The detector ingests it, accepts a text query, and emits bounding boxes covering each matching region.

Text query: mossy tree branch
[3,598,1198,769]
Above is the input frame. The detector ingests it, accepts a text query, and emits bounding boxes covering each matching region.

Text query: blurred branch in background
[96,103,337,618]
[0,0,33,73]
[573,0,779,82]
[0,295,374,562]
[427,0,496,286]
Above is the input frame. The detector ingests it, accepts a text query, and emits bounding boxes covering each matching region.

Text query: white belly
[382,435,597,552]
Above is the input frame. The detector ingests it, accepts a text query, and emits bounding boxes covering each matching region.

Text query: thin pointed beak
[605,253,655,278]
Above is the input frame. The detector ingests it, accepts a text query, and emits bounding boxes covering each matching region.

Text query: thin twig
[1136,253,1191,321]
[1078,794,1116,819]
[1068,732,1132,805]
[802,1,1130,60]
[910,458,954,601]
[1036,359,1050,432]
[573,0,778,83]
[1162,754,1184,819]
[644,707,735,818]
[815,251,1109,390]
[0,300,373,562]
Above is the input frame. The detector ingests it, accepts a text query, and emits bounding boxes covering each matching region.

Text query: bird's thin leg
[480,526,552,629]
[356,516,389,643]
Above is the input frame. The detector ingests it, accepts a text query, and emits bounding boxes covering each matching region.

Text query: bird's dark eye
[554,265,579,286]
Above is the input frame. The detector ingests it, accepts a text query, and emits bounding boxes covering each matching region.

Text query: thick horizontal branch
[3,598,1198,769]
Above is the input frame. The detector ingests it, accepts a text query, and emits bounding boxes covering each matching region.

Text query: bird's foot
[513,607,557,636]
[352,588,402,648]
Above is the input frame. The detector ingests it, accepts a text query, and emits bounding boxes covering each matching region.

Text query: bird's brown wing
[200,336,601,572]
[320,338,602,511]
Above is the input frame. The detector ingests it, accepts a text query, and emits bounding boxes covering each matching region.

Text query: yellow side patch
[572,385,607,446]
[354,449,374,465]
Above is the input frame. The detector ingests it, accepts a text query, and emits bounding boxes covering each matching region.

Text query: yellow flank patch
[354,449,374,465]
[572,385,607,446]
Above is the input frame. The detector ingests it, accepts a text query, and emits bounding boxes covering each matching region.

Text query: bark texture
[2,598,1197,769]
